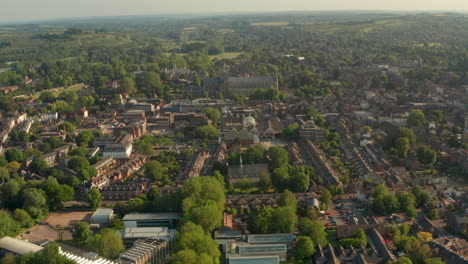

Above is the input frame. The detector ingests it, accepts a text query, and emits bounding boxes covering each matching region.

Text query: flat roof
[0,237,43,256]
[228,256,279,264]
[123,213,182,221]
[92,208,114,216]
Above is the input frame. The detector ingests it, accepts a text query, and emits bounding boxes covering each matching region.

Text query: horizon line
[1,9,467,26]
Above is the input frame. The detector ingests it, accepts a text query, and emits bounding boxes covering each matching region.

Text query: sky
[1,0,468,23]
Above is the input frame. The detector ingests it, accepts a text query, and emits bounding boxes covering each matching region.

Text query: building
[227,164,270,185]
[228,255,280,264]
[119,227,175,247]
[221,130,259,147]
[117,238,171,264]
[0,237,43,257]
[298,120,326,142]
[102,135,133,159]
[90,208,114,225]
[123,213,182,229]
[91,157,117,177]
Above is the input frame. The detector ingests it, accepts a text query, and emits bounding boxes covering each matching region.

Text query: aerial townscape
[0,9,467,264]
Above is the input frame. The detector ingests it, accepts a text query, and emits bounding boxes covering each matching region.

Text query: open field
[31,83,85,99]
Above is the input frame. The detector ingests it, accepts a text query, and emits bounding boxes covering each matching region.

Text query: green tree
[0,167,10,183]
[175,222,220,263]
[5,149,24,163]
[28,158,48,174]
[299,218,328,247]
[267,146,289,169]
[279,190,297,210]
[247,206,275,234]
[407,110,426,126]
[258,172,271,192]
[194,125,219,140]
[73,221,92,244]
[204,107,221,124]
[13,209,34,228]
[294,236,315,263]
[395,137,410,158]
[270,206,297,233]
[183,200,223,232]
[87,187,102,209]
[416,145,437,166]
[320,189,332,209]
[86,228,125,259]
[0,211,19,237]
[22,188,48,219]
[35,242,76,264]
[144,160,166,181]
[68,156,96,181]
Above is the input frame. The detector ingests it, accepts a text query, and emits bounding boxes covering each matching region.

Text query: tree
[247,206,275,234]
[412,186,431,208]
[320,189,332,209]
[395,137,410,158]
[282,123,300,139]
[5,149,24,163]
[267,146,289,169]
[68,156,95,181]
[0,211,19,237]
[270,206,297,233]
[175,222,220,263]
[407,110,426,126]
[28,158,48,175]
[171,249,207,264]
[22,188,48,219]
[204,107,221,124]
[13,209,34,228]
[0,167,9,183]
[87,187,102,209]
[294,236,315,263]
[119,77,136,95]
[355,228,368,247]
[73,222,92,244]
[299,218,328,247]
[69,147,89,157]
[87,228,125,259]
[289,172,310,192]
[258,172,271,192]
[279,190,297,210]
[48,136,64,148]
[183,200,223,232]
[136,72,162,95]
[416,231,432,242]
[194,125,219,140]
[417,145,437,166]
[373,184,389,198]
[75,131,94,148]
[390,257,413,264]
[144,160,166,181]
[5,162,20,173]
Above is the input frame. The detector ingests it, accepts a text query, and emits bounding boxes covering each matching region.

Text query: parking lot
[319,198,378,227]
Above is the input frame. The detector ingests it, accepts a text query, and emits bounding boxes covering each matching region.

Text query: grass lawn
[32,83,85,99]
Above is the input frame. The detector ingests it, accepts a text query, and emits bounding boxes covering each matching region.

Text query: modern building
[123,213,182,229]
[247,234,296,248]
[117,238,171,264]
[119,227,175,247]
[90,208,114,224]
[228,256,280,264]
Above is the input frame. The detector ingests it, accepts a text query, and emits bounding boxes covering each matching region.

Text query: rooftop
[122,212,182,221]
[0,237,43,256]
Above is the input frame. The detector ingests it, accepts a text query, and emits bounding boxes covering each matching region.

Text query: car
[325,211,332,215]
[385,239,391,244]
[325,223,332,227]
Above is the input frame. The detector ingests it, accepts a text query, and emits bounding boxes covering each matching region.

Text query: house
[221,130,259,147]
[119,227,175,247]
[227,164,269,185]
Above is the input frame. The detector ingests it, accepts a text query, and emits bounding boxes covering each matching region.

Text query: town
[0,11,467,264]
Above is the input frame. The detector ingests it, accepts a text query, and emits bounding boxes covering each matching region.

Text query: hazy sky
[1,0,468,23]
